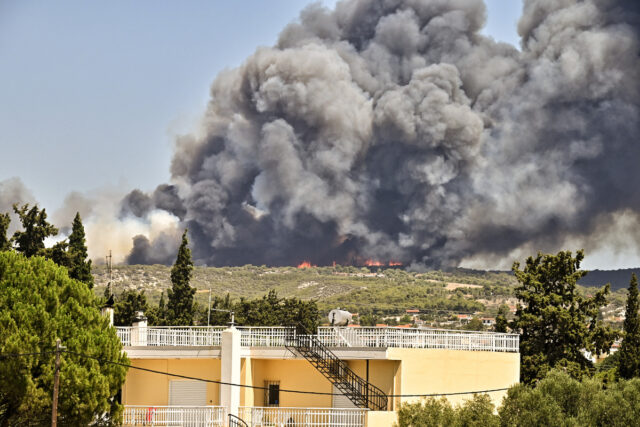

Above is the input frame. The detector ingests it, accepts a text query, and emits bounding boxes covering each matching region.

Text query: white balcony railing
[317,327,519,352]
[239,327,294,347]
[122,405,226,426]
[116,326,519,352]
[238,407,366,427]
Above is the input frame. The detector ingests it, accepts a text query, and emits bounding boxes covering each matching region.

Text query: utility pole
[207,288,212,327]
[106,250,113,297]
[51,339,64,427]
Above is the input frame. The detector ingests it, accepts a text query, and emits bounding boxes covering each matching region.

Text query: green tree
[11,203,58,257]
[464,317,485,331]
[0,251,127,425]
[494,304,509,333]
[67,212,94,288]
[396,394,498,427]
[166,230,196,325]
[499,369,640,426]
[114,290,150,327]
[0,213,10,251]
[512,250,617,384]
[619,273,640,379]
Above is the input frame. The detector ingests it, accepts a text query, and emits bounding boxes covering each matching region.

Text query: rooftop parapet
[116,326,519,352]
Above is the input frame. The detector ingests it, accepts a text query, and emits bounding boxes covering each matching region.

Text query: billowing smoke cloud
[117,0,640,267]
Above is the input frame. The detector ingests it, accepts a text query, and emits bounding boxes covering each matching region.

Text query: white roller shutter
[169,380,207,406]
[332,385,357,408]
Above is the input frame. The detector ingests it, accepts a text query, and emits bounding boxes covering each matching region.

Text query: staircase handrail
[285,325,388,411]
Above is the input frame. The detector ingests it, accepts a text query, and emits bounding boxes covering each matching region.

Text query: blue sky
[0,0,523,211]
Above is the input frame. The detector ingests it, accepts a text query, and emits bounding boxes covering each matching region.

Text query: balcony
[238,407,366,427]
[116,326,519,352]
[122,405,227,426]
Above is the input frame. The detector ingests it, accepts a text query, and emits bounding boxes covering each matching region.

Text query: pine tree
[0,251,127,424]
[0,212,10,251]
[513,250,618,383]
[166,230,196,325]
[11,204,58,257]
[619,273,640,379]
[67,212,94,288]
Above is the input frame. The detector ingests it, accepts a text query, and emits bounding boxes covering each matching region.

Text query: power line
[62,350,509,398]
[0,350,510,398]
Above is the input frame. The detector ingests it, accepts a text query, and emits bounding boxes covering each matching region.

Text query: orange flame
[297,261,315,268]
[364,259,384,267]
[389,261,403,266]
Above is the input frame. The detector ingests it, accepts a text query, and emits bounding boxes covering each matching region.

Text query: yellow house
[115,315,519,426]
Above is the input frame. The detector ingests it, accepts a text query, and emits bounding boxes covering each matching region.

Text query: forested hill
[578,268,640,291]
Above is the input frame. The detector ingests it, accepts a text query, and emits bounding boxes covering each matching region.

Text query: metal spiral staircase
[285,326,388,411]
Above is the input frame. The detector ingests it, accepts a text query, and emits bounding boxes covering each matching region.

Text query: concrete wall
[388,348,520,408]
[122,359,221,406]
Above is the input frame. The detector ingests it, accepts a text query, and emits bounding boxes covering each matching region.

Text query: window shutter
[169,380,207,406]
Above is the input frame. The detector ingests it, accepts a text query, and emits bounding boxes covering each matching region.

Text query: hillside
[93,264,632,322]
[92,264,518,315]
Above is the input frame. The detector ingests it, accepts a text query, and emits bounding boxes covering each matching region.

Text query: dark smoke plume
[123,0,640,267]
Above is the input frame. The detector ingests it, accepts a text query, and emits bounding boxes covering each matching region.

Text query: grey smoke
[123,0,640,267]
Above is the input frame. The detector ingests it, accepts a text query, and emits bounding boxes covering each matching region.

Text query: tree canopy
[166,230,196,325]
[512,250,617,383]
[396,370,640,427]
[619,273,640,379]
[0,251,128,425]
[0,213,9,251]
[11,204,58,257]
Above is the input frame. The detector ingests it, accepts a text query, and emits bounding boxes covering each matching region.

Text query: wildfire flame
[297,261,315,268]
[364,259,403,267]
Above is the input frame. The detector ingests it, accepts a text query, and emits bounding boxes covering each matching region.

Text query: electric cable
[0,350,510,397]
[61,349,510,398]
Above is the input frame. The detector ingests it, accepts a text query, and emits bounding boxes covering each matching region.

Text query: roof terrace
[116,325,519,353]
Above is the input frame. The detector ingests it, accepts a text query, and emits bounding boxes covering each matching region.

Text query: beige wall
[347,360,400,410]
[366,411,398,427]
[249,359,334,407]
[388,348,520,408]
[121,349,519,413]
[122,359,221,406]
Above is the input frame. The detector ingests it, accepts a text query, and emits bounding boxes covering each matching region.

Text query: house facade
[116,317,519,426]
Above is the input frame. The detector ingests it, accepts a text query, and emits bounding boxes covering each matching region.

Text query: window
[264,381,280,407]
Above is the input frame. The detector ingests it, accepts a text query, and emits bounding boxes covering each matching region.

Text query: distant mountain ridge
[577,268,640,291]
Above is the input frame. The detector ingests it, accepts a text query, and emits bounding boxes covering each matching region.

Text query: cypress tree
[166,230,196,325]
[494,304,509,333]
[619,273,640,379]
[0,212,10,251]
[11,204,58,257]
[67,212,94,288]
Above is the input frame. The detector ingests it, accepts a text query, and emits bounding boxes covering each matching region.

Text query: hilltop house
[112,311,519,426]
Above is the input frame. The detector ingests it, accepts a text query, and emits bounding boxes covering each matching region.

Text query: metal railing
[238,407,366,427]
[317,327,519,352]
[122,405,226,426]
[285,326,388,411]
[116,326,518,352]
